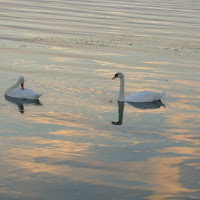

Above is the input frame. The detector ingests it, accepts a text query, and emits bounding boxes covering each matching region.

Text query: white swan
[5,76,43,100]
[112,72,165,102]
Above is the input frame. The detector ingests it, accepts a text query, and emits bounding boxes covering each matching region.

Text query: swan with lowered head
[112,72,165,102]
[5,76,43,100]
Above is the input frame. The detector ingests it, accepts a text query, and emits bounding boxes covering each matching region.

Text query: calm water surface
[0,0,200,199]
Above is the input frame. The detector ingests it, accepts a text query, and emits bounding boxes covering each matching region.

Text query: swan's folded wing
[125,91,165,103]
[6,88,43,100]
[6,88,25,99]
[23,88,43,100]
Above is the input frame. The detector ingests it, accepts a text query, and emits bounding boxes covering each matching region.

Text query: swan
[112,72,165,102]
[5,76,43,100]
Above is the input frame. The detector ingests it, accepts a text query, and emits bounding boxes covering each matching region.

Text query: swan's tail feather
[158,91,166,100]
[37,93,43,98]
[32,93,43,100]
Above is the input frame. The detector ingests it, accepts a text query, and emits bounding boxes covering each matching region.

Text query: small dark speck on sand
[109,100,113,103]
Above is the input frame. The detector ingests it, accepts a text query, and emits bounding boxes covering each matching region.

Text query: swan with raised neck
[112,72,165,103]
[112,72,125,101]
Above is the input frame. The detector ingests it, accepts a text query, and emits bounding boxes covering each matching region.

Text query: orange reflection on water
[173,79,200,89]
[143,61,170,65]
[1,136,92,176]
[160,146,200,155]
[128,156,197,200]
[0,131,198,200]
[166,106,199,129]
[169,134,200,146]
[27,112,87,128]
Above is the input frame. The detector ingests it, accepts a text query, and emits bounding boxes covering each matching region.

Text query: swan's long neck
[118,76,125,101]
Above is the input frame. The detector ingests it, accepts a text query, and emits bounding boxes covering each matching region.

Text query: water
[0,0,200,199]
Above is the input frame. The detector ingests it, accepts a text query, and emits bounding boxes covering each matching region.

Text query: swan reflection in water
[112,101,125,125]
[112,100,165,125]
[5,96,42,114]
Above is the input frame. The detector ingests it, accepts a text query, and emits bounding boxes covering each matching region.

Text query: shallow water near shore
[0,0,200,199]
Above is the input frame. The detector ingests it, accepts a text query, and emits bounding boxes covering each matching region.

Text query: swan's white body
[112,72,165,103]
[5,76,43,100]
[125,91,165,102]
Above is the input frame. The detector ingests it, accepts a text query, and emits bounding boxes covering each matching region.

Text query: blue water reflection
[5,95,42,113]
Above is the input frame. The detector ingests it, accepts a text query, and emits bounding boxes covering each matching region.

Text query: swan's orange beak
[112,75,117,80]
[21,84,24,90]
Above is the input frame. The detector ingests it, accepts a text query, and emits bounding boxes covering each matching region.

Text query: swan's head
[17,76,25,90]
[112,72,124,80]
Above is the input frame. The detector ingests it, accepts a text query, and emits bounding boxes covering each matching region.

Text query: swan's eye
[115,74,118,77]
